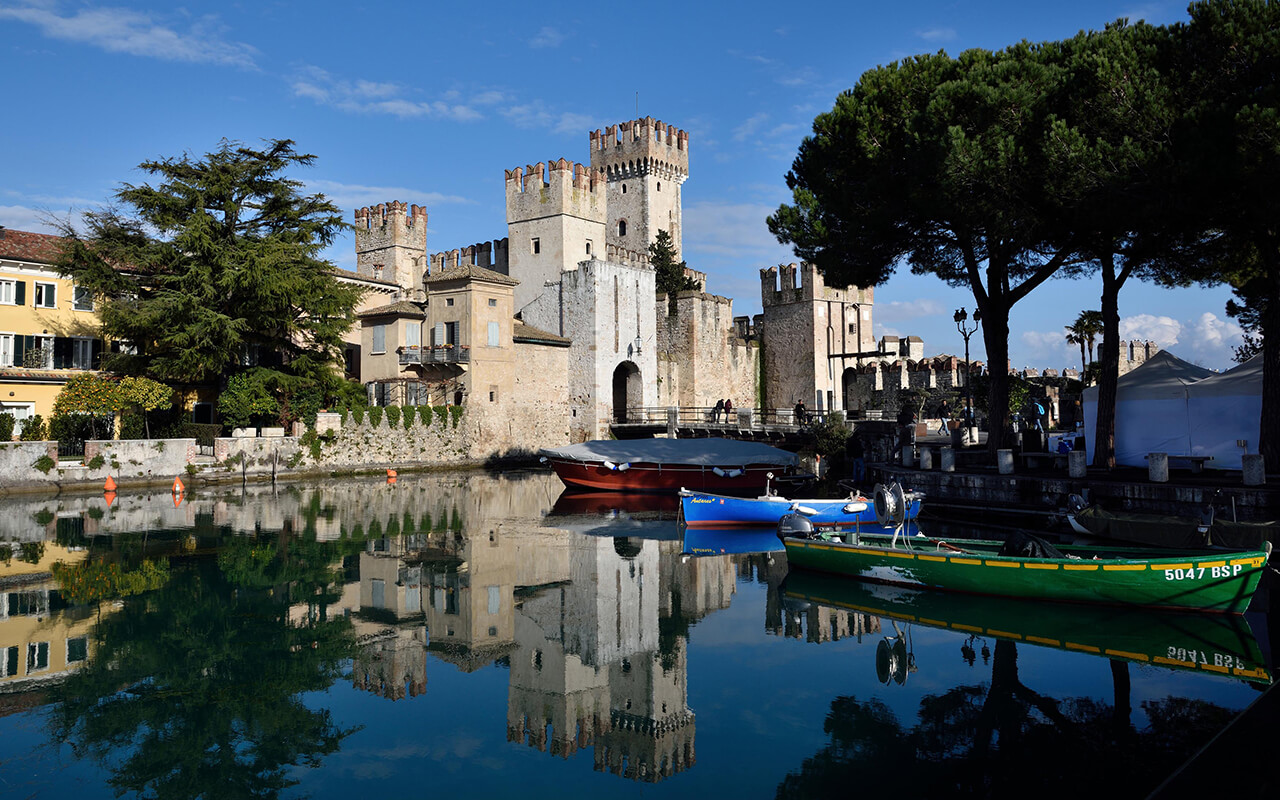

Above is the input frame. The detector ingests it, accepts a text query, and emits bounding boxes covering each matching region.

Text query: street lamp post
[954,308,981,444]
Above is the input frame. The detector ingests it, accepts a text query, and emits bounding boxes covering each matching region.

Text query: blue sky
[0,0,1244,371]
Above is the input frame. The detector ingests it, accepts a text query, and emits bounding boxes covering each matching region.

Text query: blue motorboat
[679,483,923,529]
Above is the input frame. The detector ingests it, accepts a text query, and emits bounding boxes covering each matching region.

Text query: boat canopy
[540,437,798,467]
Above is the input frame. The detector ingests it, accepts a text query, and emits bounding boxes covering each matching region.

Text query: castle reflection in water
[0,470,878,785]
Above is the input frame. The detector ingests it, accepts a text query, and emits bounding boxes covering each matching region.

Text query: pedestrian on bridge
[713,398,725,423]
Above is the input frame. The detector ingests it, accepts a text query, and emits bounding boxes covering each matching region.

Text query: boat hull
[681,490,921,528]
[781,571,1271,683]
[547,458,782,494]
[782,533,1269,613]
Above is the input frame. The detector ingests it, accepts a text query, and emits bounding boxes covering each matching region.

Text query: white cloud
[1183,311,1244,366]
[305,180,474,212]
[0,4,257,68]
[918,28,957,42]
[877,298,947,324]
[529,26,565,49]
[733,112,770,142]
[0,205,61,234]
[1119,313,1182,347]
[498,103,599,135]
[682,201,792,262]
[292,67,481,121]
[1020,329,1079,369]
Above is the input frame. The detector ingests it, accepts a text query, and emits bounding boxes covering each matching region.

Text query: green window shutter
[53,337,72,369]
[13,336,26,366]
[13,281,24,305]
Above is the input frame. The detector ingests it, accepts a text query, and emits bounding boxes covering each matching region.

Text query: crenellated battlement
[759,262,872,307]
[354,200,428,290]
[428,238,510,275]
[604,243,649,266]
[589,117,690,180]
[354,200,427,231]
[505,159,607,224]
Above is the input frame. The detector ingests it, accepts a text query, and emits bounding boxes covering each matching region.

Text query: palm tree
[1065,310,1105,382]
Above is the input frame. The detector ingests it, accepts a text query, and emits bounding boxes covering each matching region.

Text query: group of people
[711,398,734,423]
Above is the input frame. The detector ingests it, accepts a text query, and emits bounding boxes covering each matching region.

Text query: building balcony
[399,345,470,366]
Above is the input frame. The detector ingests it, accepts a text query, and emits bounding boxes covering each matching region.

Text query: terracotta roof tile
[0,229,64,265]
[425,264,518,286]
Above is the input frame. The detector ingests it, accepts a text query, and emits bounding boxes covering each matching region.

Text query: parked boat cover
[540,438,798,468]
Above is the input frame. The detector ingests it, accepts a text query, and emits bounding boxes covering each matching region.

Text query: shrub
[351,406,365,425]
[402,409,414,429]
[449,406,463,428]
[218,371,279,430]
[419,406,432,426]
[20,414,46,441]
[33,454,54,473]
[385,405,401,427]
[0,413,14,441]
[368,406,384,428]
[87,454,106,470]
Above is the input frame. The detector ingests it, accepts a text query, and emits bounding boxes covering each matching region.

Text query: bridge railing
[617,406,832,428]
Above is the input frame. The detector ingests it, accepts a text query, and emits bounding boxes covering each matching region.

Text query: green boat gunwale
[781,531,1270,614]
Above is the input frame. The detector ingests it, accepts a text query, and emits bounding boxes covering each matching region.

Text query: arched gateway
[612,361,642,423]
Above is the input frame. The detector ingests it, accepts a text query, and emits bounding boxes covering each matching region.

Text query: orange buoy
[387,469,397,478]
[172,476,184,494]
[387,476,397,484]
[173,492,183,508]
[104,475,117,492]
[103,491,117,508]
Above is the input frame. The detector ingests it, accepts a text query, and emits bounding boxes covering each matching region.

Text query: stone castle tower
[589,117,689,259]
[759,263,875,414]
[353,202,428,294]
[504,159,607,313]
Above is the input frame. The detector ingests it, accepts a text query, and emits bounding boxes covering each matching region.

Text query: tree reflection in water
[48,534,361,800]
[776,640,1237,798]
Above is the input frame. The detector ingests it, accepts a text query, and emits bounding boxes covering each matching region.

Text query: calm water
[0,470,1271,799]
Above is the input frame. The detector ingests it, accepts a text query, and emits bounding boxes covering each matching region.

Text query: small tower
[354,202,428,294]
[589,117,689,260]
[505,159,607,313]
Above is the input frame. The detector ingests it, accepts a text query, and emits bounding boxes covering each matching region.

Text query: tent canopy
[1081,350,1248,468]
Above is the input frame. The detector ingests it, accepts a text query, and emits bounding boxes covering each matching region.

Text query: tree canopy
[55,139,361,403]
[770,3,1280,465]
[650,229,700,312]
[769,43,1083,453]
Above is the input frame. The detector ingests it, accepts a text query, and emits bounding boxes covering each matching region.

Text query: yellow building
[0,227,105,429]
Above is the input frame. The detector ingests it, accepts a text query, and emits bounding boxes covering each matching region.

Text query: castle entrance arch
[842,367,861,415]
[612,361,642,423]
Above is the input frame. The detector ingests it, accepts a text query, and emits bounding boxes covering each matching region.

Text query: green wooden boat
[780,571,1272,684]
[780,528,1271,614]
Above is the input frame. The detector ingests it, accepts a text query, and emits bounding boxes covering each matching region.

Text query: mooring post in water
[272,447,278,484]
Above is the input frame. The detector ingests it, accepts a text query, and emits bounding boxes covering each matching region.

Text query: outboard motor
[778,512,817,541]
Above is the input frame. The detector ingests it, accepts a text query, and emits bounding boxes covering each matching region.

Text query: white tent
[1081,350,1214,467]
[1185,355,1262,470]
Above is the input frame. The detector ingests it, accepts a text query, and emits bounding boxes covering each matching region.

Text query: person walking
[713,398,725,423]
[846,434,866,486]
[937,399,950,436]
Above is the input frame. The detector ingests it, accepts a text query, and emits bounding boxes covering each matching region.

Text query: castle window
[531,237,540,255]
[488,298,497,307]
[621,184,627,194]
[657,181,661,191]
[487,321,500,347]
[586,239,592,256]
[618,220,627,237]
[446,297,454,306]
[372,265,383,281]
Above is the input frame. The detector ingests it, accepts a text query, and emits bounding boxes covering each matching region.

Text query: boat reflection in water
[781,570,1272,684]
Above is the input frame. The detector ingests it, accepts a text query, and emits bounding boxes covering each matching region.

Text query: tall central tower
[589,117,689,260]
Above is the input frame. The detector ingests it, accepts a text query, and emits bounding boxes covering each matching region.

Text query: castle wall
[759,263,875,415]
[656,291,757,411]
[354,202,428,292]
[506,161,607,314]
[590,118,689,258]
[556,259,657,442]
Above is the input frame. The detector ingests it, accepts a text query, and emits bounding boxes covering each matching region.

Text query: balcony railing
[399,345,471,365]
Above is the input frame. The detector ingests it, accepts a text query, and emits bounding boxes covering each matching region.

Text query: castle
[342,116,923,446]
